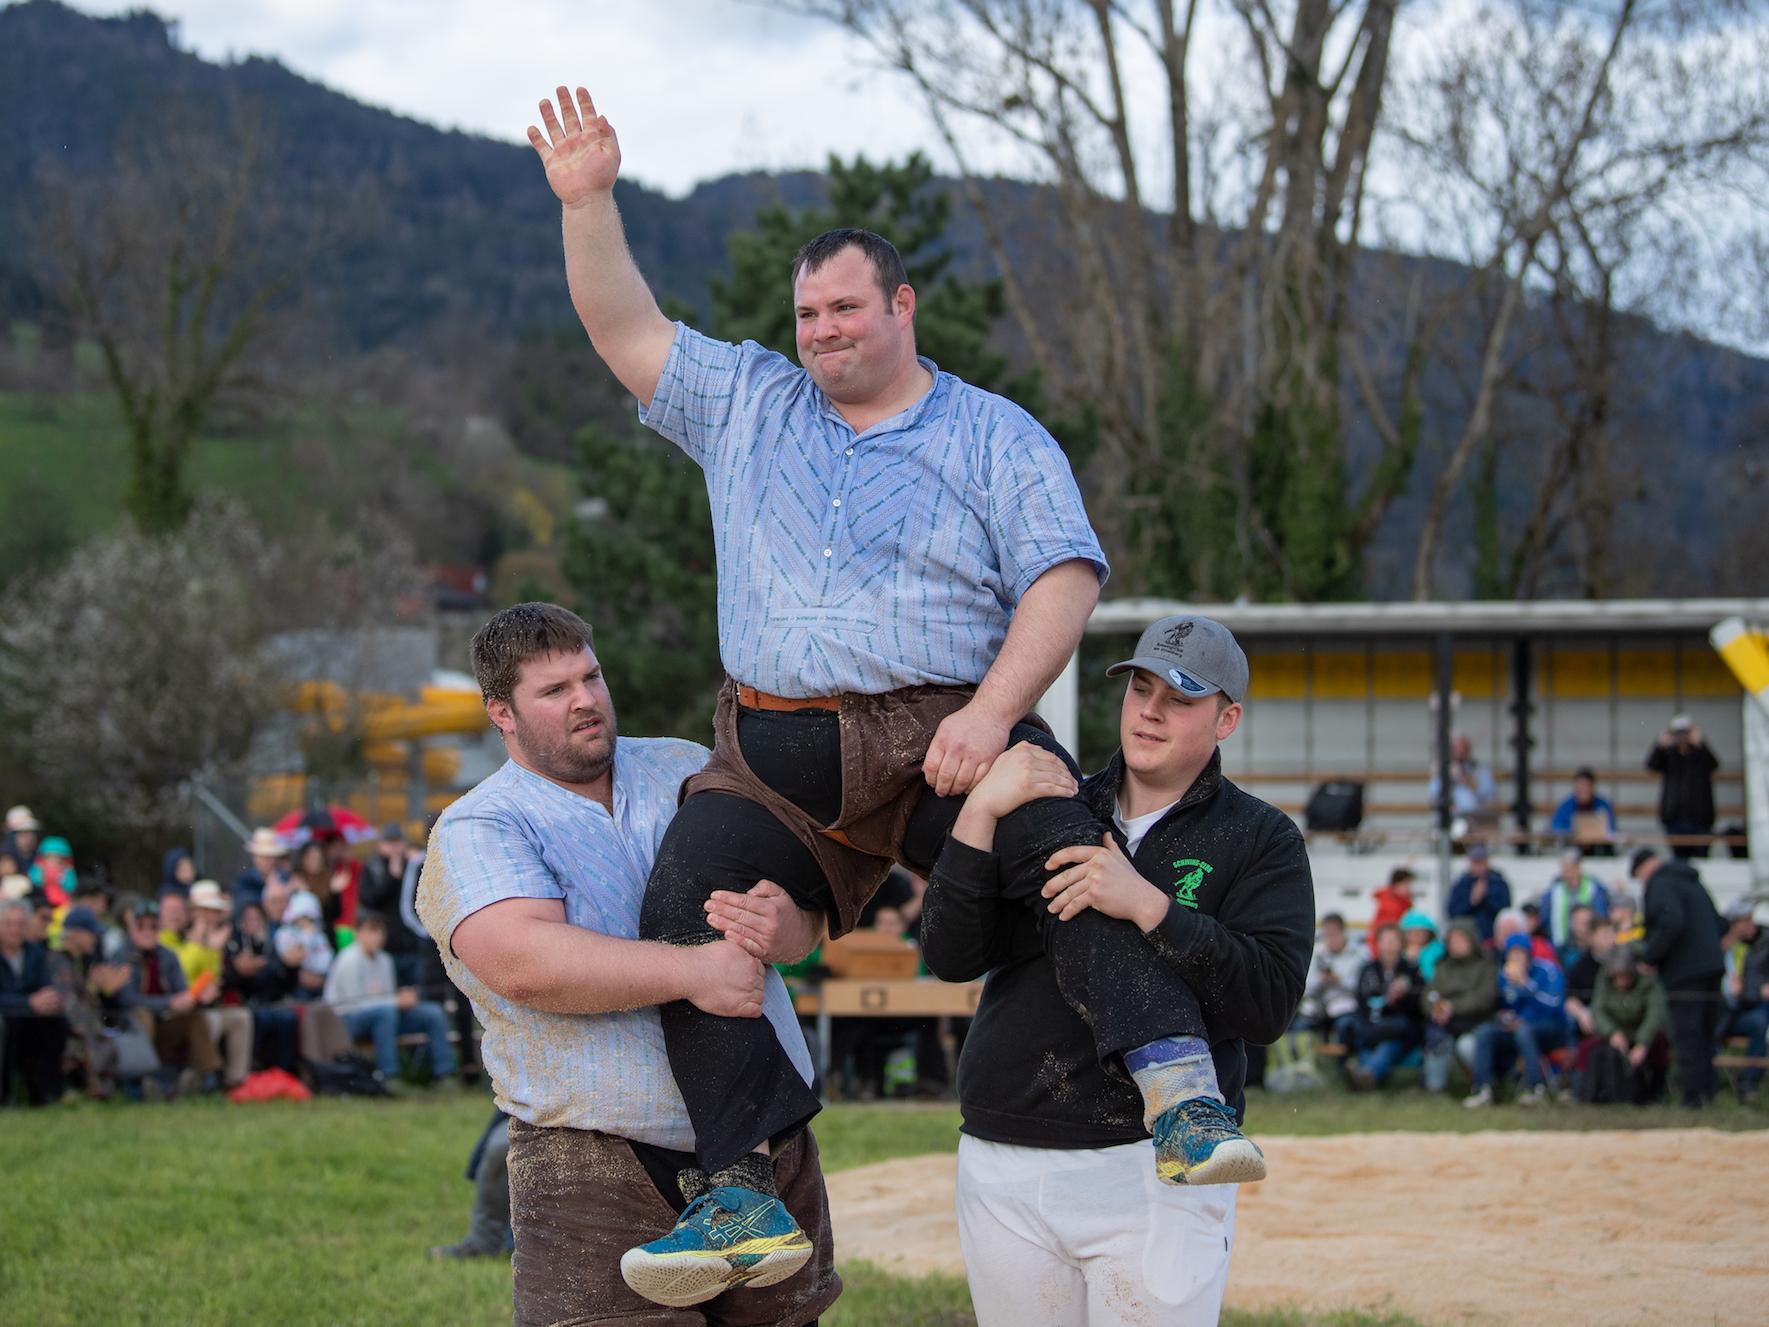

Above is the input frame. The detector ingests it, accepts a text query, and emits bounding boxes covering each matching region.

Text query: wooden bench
[796,977,982,1100]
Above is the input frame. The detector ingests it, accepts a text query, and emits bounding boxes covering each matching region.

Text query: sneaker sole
[1159,1139,1267,1187]
[619,1236,813,1308]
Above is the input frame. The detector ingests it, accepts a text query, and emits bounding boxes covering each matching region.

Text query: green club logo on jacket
[1171,858,1213,908]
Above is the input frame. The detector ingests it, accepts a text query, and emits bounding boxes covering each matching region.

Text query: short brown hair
[791,228,909,305]
[470,602,595,705]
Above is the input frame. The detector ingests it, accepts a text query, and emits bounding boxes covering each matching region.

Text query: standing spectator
[1464,934,1570,1108]
[430,1111,513,1261]
[1428,733,1497,836]
[0,896,68,1105]
[1344,925,1422,1090]
[28,837,76,907]
[1579,950,1670,1104]
[1647,715,1720,859]
[322,912,456,1086]
[1538,849,1611,953]
[359,824,426,987]
[1422,921,1497,1093]
[1447,843,1511,944]
[3,806,42,873]
[118,899,223,1096]
[231,828,292,914]
[1299,914,1363,1033]
[221,900,299,1074]
[1367,867,1417,955]
[320,834,362,934]
[1549,768,1617,854]
[1628,847,1725,1107]
[1719,904,1768,1104]
[161,848,197,900]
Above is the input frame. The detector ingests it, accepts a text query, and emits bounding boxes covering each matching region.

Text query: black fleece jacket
[921,747,1315,1147]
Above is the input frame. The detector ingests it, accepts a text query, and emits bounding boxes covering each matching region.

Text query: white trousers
[955,1134,1236,1327]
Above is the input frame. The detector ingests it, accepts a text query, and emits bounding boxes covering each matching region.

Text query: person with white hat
[184,881,253,1088]
[231,828,291,913]
[2,805,42,872]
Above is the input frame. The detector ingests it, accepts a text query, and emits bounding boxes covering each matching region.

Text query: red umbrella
[272,806,378,848]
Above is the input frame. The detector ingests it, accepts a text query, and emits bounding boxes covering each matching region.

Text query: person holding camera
[1647,715,1720,859]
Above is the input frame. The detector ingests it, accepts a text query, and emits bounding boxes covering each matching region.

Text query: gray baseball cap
[1106,614,1249,703]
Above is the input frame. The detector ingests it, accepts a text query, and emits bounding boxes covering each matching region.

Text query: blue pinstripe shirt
[639,325,1109,698]
[416,740,811,1148]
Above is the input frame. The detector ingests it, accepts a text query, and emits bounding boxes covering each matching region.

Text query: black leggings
[638,708,1206,1174]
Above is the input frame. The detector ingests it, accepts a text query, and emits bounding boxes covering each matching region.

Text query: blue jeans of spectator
[343,1002,457,1079]
[1473,1020,1570,1090]
[1724,1005,1769,1091]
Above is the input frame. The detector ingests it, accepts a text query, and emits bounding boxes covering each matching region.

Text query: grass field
[4,1086,1759,1326]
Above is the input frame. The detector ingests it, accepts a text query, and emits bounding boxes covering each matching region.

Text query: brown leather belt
[735,684,842,714]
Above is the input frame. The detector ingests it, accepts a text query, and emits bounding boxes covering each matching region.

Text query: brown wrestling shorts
[506,1121,840,1327]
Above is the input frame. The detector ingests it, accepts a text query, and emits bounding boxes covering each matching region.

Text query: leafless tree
[27,93,325,534]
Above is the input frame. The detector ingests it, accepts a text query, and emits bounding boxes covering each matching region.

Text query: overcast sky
[74,0,949,196]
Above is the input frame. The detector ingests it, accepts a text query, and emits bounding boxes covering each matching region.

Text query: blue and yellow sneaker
[619,1186,813,1308]
[1152,1097,1267,1186]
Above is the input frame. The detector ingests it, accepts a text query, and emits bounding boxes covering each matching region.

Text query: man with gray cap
[1647,715,1719,858]
[922,614,1314,1325]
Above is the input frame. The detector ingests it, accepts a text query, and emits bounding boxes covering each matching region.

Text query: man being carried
[919,615,1313,1324]
[417,603,839,1326]
[526,87,1256,1308]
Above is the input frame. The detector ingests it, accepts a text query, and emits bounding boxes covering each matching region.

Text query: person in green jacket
[1579,950,1670,1104]
[1421,920,1496,1093]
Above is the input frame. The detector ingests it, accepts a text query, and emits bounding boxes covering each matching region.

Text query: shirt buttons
[823,548,833,558]
[845,448,854,456]
[832,499,841,508]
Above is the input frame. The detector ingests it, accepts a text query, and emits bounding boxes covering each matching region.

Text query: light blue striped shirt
[639,324,1109,697]
[416,740,811,1148]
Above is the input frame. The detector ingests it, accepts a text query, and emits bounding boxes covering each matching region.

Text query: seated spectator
[1563,917,1620,1041]
[118,899,223,1097]
[323,912,456,1086]
[54,906,133,1098]
[1549,767,1617,854]
[1368,867,1418,955]
[1720,903,1768,1104]
[261,877,293,940]
[1539,848,1610,952]
[274,890,333,1000]
[1610,891,1641,946]
[185,882,253,1089]
[1427,733,1498,837]
[0,896,69,1105]
[28,837,76,907]
[1343,924,1423,1090]
[1299,913,1364,1034]
[221,901,300,1075]
[160,848,197,901]
[2,805,42,873]
[1401,910,1443,981]
[1447,842,1511,945]
[26,892,55,945]
[1463,934,1570,1108]
[1578,950,1670,1104]
[1422,921,1497,1093]
[231,828,292,914]
[1495,907,1559,969]
[1557,904,1596,973]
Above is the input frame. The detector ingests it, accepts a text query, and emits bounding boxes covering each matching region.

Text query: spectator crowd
[0,806,472,1106]
[1295,839,1761,1108]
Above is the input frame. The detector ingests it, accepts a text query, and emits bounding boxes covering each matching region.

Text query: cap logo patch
[1169,667,1208,694]
[1160,621,1195,653]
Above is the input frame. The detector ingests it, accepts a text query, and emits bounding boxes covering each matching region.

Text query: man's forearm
[466,914,691,1016]
[561,195,674,403]
[972,559,1100,724]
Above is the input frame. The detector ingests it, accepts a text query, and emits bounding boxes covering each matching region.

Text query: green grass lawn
[4,1086,1756,1326]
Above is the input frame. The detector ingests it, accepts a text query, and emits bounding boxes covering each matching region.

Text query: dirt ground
[826,1129,1769,1325]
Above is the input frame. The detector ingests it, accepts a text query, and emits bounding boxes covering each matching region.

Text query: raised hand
[527,85,621,206]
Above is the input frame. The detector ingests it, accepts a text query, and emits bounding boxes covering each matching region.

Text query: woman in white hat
[232,828,292,913]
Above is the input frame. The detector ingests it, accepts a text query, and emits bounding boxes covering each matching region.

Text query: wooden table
[794,977,983,1100]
